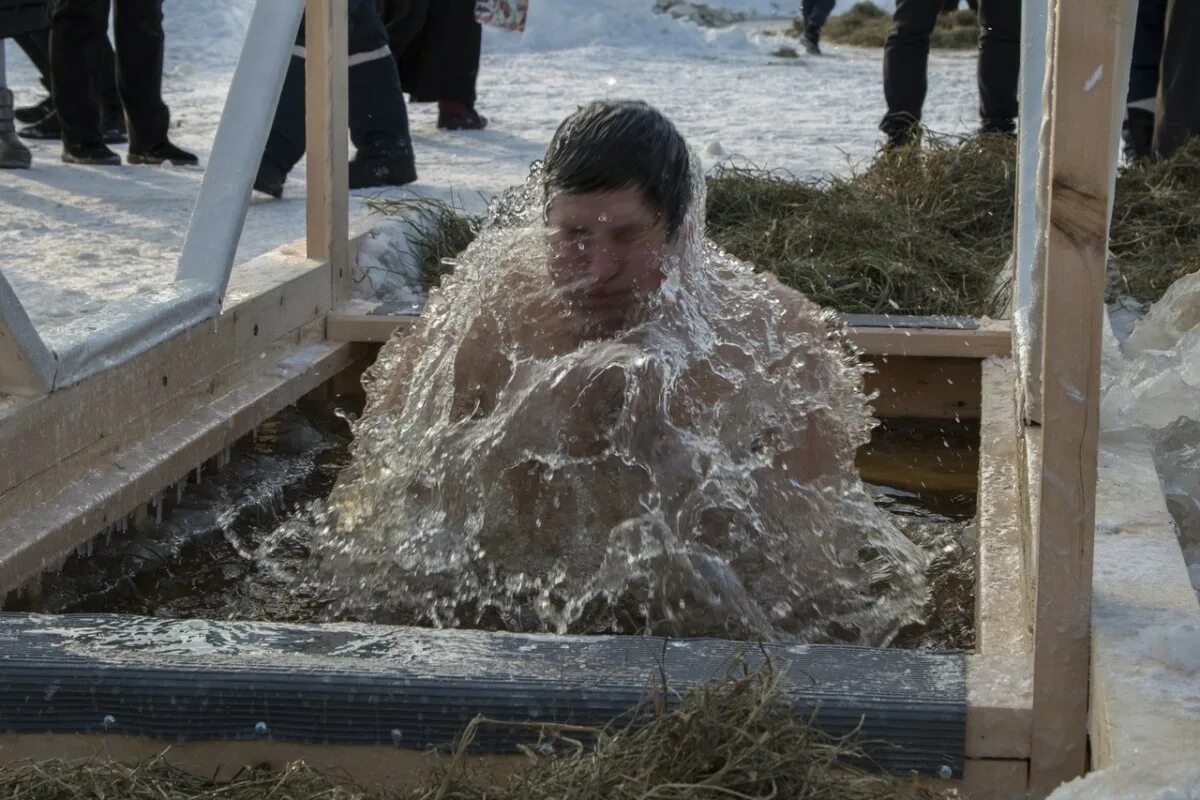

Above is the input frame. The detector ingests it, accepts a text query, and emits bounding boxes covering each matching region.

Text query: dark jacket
[0,0,48,39]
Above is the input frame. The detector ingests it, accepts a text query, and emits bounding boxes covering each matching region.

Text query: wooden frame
[3,0,1190,797]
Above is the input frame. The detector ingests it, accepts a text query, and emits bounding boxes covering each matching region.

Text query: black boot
[62,141,122,165]
[254,157,287,199]
[1,88,33,169]
[1122,108,1155,162]
[348,154,418,189]
[15,95,53,125]
[127,141,199,166]
[20,110,128,144]
[802,25,821,55]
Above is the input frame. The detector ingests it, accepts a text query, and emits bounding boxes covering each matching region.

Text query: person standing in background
[12,24,126,143]
[1,0,48,168]
[50,0,195,165]
[255,0,417,198]
[378,0,488,130]
[800,0,835,55]
[1124,0,1200,161]
[881,0,1019,148]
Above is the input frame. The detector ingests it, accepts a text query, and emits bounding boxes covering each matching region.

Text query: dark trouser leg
[804,0,836,30]
[977,0,1020,133]
[260,54,307,175]
[379,0,429,57]
[348,0,414,163]
[17,26,120,118]
[1126,0,1167,160]
[14,28,52,91]
[1153,0,1200,158]
[111,0,169,149]
[400,0,480,104]
[881,0,940,142]
[51,0,109,147]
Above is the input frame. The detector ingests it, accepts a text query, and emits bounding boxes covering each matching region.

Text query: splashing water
[314,167,928,644]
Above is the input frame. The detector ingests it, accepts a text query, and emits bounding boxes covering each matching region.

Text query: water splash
[314,167,928,644]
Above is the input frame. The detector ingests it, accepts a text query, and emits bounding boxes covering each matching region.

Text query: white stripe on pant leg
[291,44,389,66]
[347,45,392,67]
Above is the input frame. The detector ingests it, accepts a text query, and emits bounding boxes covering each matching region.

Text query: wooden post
[304,0,350,307]
[1028,0,1128,794]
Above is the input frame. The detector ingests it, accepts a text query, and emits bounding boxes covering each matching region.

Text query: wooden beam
[0,339,353,595]
[850,323,1011,359]
[967,654,1034,760]
[1029,0,1127,792]
[976,358,1033,660]
[326,308,1011,358]
[0,253,329,502]
[962,758,1030,800]
[865,355,982,421]
[304,0,350,307]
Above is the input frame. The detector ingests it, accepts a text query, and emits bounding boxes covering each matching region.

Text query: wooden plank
[850,324,1011,359]
[0,253,330,500]
[0,341,353,595]
[1029,0,1127,792]
[865,356,981,421]
[325,310,1012,359]
[976,358,1033,660]
[327,309,417,343]
[967,654,1033,760]
[963,758,1030,800]
[304,0,350,307]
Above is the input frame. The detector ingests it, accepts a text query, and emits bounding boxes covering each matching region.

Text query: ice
[1050,762,1200,800]
[1124,270,1200,357]
[1103,270,1200,597]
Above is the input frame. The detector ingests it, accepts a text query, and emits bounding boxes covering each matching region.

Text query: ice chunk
[1125,269,1200,356]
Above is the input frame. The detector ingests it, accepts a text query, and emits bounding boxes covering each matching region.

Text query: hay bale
[706,133,1017,317]
[369,134,1200,315]
[1110,138,1200,305]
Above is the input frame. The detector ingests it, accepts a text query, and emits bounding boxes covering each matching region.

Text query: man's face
[546,188,672,333]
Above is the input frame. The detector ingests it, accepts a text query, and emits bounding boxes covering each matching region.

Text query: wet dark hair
[543,100,692,241]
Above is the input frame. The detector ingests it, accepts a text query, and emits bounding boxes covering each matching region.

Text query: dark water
[8,407,978,650]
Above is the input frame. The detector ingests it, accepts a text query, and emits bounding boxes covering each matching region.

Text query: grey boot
[1,87,33,169]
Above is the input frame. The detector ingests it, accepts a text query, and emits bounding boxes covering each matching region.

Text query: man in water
[344,100,925,642]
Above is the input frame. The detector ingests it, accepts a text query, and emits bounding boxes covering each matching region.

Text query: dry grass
[0,669,948,800]
[792,3,979,50]
[1109,137,1200,304]
[370,134,1200,315]
[706,132,1017,316]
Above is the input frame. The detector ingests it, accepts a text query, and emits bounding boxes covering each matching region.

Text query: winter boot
[348,153,418,189]
[20,110,128,144]
[253,157,287,199]
[0,88,32,169]
[15,95,53,124]
[127,141,199,166]
[802,25,821,55]
[61,140,121,165]
[1122,108,1155,162]
[437,101,489,131]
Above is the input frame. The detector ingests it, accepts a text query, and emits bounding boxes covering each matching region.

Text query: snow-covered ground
[0,0,974,333]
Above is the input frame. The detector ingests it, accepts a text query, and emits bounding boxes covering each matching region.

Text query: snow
[0,0,974,335]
